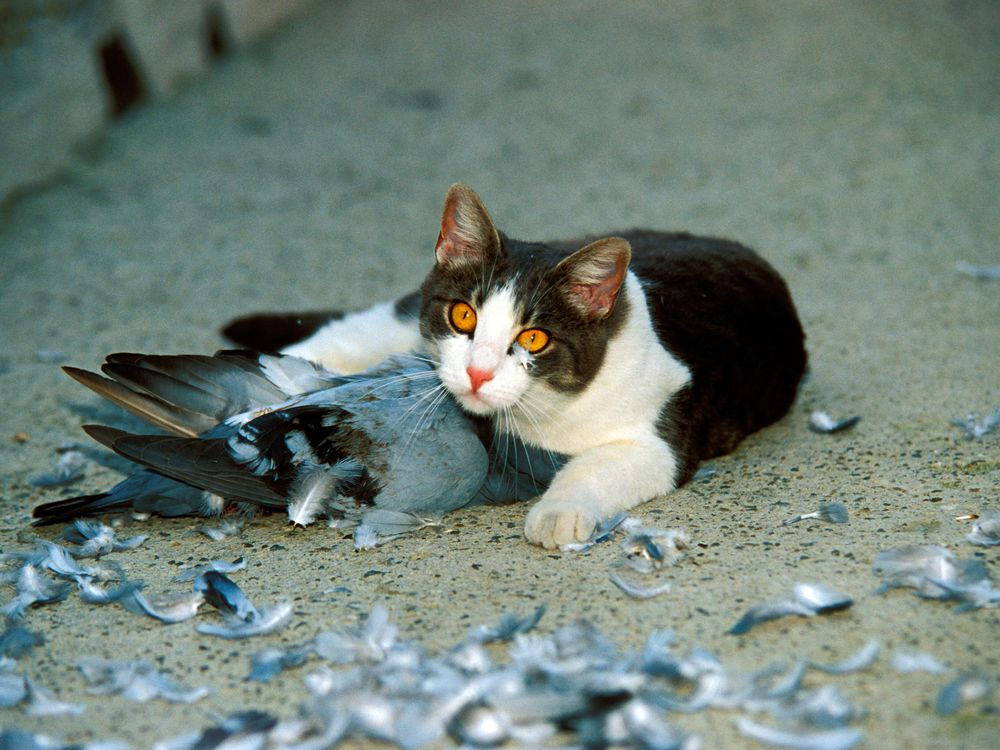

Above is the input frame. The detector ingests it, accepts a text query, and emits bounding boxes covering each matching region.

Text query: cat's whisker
[395,385,450,462]
[354,369,439,398]
[509,395,563,472]
[391,381,448,431]
[492,405,521,491]
[409,386,452,439]
[397,351,443,368]
[351,354,447,404]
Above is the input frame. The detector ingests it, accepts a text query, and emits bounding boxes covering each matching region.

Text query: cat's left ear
[434,183,502,268]
[556,237,631,319]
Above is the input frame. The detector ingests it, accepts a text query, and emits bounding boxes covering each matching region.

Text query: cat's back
[615,229,804,355]
[618,229,778,286]
[547,228,802,351]
[611,229,807,473]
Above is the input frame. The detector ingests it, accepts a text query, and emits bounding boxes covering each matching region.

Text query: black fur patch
[629,230,807,479]
[393,290,422,320]
[221,310,343,353]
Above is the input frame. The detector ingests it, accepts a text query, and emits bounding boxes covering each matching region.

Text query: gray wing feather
[106,434,287,509]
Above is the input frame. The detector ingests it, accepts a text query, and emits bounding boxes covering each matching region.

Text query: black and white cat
[225,184,807,548]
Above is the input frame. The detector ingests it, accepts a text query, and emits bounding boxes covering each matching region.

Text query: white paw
[524,498,598,550]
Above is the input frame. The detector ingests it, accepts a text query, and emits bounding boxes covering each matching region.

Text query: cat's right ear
[434,184,501,267]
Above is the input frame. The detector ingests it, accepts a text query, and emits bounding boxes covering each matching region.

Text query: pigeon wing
[98,431,287,509]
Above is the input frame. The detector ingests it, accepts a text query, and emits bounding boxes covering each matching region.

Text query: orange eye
[449,301,477,333]
[516,328,549,353]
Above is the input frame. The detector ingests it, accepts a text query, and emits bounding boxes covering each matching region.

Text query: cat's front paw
[524,498,598,550]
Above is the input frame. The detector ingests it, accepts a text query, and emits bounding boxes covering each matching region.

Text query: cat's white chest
[511,274,690,455]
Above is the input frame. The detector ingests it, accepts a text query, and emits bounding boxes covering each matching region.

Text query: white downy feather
[287,471,338,527]
[287,460,363,527]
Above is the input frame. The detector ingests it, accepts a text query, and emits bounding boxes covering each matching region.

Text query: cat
[224,184,808,548]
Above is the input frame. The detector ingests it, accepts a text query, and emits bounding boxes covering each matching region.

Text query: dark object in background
[98,33,146,116]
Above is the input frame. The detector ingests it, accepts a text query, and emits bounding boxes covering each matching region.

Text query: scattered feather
[692,466,717,481]
[808,411,860,434]
[172,557,247,582]
[955,261,1000,280]
[468,604,547,644]
[76,576,140,605]
[0,670,27,708]
[247,645,311,682]
[353,525,380,550]
[38,541,96,580]
[610,573,673,599]
[312,605,397,664]
[951,408,1000,440]
[121,589,205,624]
[808,641,880,675]
[63,520,147,558]
[873,545,968,595]
[153,710,282,750]
[935,672,994,716]
[620,527,689,573]
[890,650,947,674]
[193,571,258,622]
[965,511,1000,547]
[729,583,853,635]
[287,469,339,527]
[782,502,849,526]
[192,519,243,541]
[0,622,44,658]
[0,546,47,571]
[923,576,1000,611]
[0,730,131,750]
[196,601,293,639]
[359,508,442,538]
[771,684,861,729]
[560,511,629,552]
[873,544,997,607]
[1,565,70,619]
[448,703,510,747]
[29,450,87,487]
[194,570,291,638]
[78,657,209,703]
[735,717,862,750]
[24,676,85,716]
[793,583,854,614]
[728,600,816,636]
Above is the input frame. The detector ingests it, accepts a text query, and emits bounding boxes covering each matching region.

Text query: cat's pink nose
[466,366,494,393]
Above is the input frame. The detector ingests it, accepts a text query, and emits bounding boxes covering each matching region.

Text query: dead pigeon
[31,351,533,530]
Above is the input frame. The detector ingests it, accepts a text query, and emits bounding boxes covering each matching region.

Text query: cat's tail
[221,310,344,353]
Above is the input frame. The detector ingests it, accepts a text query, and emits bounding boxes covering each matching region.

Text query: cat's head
[419,184,632,418]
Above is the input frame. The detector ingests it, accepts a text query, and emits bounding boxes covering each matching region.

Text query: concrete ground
[1,1,998,747]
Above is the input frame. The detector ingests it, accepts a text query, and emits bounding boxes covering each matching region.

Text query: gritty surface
[1,1,998,747]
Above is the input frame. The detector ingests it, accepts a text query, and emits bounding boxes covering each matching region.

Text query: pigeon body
[33,351,510,527]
